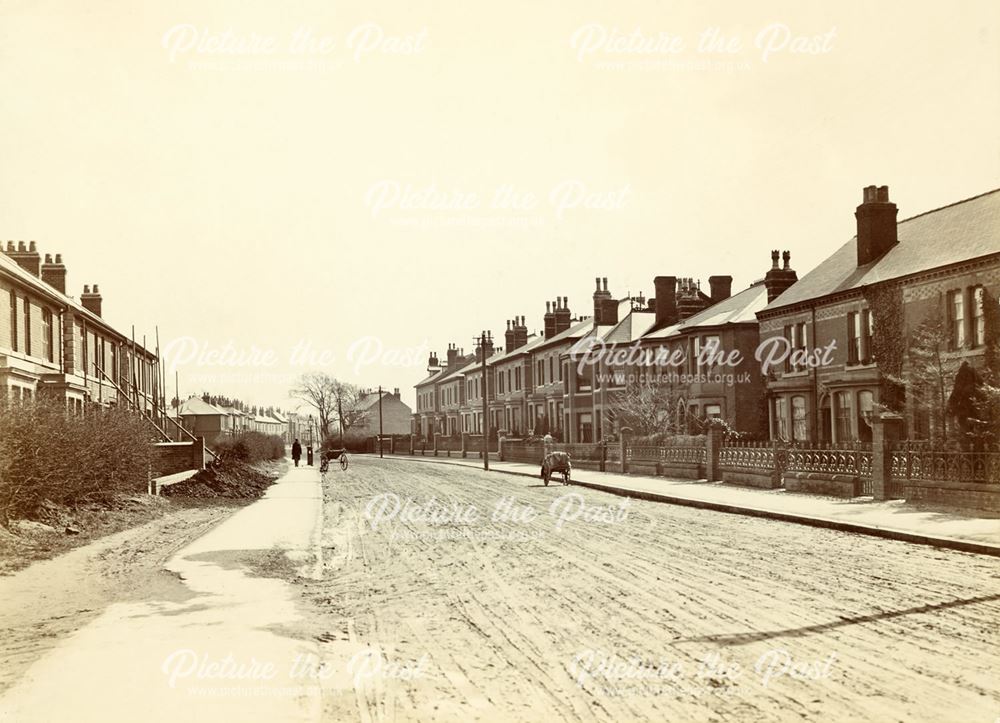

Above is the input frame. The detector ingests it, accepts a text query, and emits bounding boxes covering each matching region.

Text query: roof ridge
[896,186,1000,227]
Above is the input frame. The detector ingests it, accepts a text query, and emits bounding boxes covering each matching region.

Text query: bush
[323,429,372,453]
[215,432,285,463]
[0,398,156,523]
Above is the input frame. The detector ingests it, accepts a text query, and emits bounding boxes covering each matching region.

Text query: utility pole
[480,331,490,471]
[378,385,384,458]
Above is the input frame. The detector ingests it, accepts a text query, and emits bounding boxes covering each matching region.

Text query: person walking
[292,438,302,467]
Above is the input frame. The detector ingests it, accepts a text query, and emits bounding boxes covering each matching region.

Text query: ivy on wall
[863,283,906,410]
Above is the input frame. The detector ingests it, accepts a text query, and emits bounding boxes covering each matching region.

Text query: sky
[1,0,998,413]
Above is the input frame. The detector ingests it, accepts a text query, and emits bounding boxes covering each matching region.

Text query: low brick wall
[660,462,705,480]
[722,467,782,489]
[152,439,205,477]
[902,480,1000,512]
[784,472,860,498]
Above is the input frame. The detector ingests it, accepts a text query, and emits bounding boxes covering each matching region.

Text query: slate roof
[762,188,1000,313]
[643,282,769,339]
[178,397,228,416]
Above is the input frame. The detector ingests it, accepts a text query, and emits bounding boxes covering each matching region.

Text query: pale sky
[1,0,998,412]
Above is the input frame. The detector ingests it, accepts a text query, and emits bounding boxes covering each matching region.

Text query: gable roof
[178,397,227,416]
[0,251,158,359]
[532,316,594,352]
[644,282,769,339]
[762,188,1000,313]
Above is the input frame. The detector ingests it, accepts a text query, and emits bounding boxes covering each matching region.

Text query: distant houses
[414,185,1000,444]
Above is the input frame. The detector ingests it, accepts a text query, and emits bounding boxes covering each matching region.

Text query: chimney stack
[506,319,516,349]
[427,351,441,373]
[6,240,42,277]
[708,275,732,304]
[512,315,528,349]
[543,303,556,339]
[764,250,798,303]
[446,343,459,368]
[856,184,898,266]
[81,284,103,317]
[41,252,67,294]
[653,276,678,328]
[554,296,572,334]
[677,278,704,321]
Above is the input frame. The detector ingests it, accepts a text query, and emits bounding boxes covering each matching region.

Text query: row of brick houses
[413,185,1000,445]
[0,240,161,414]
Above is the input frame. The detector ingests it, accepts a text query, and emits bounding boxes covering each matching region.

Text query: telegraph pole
[378,385,384,458]
[480,331,490,471]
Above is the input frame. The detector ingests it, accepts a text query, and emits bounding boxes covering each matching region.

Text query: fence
[369,425,999,510]
[890,442,1000,484]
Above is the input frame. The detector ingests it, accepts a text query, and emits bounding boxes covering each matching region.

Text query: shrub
[323,429,372,453]
[215,432,285,463]
[0,398,156,523]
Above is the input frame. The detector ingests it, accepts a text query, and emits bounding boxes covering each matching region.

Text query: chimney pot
[83,284,90,294]
[595,277,601,290]
[18,241,26,252]
[602,277,608,292]
[28,241,36,252]
[782,251,790,270]
[44,253,52,263]
[771,250,779,268]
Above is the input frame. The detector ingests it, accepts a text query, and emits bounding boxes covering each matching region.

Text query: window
[792,396,807,441]
[549,357,554,385]
[42,309,55,362]
[972,286,985,348]
[861,309,872,363]
[857,391,874,442]
[847,312,862,365]
[948,289,965,350]
[9,291,17,352]
[705,404,722,419]
[774,397,788,440]
[835,392,853,441]
[23,298,31,357]
[537,359,544,386]
[515,367,521,390]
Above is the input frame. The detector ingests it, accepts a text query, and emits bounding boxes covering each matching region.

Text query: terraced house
[1,241,161,413]
[758,186,1000,443]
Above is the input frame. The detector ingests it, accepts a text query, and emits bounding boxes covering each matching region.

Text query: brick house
[757,186,1000,443]
[637,266,780,436]
[1,241,160,413]
[346,388,413,436]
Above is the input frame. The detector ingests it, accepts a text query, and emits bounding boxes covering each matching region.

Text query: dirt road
[1,457,997,722]
[297,457,1000,722]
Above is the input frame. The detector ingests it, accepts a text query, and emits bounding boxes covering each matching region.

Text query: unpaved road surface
[1,457,997,722]
[297,457,1000,722]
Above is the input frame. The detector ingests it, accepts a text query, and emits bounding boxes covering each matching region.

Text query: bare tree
[332,381,367,439]
[906,310,954,443]
[290,372,339,440]
[608,372,687,438]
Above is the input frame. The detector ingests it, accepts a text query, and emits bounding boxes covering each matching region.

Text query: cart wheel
[340,455,349,471]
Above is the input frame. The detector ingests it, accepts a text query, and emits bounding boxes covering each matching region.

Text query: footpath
[379,453,1000,556]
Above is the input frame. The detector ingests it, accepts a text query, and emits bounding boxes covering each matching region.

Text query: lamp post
[378,385,384,458]
[475,331,490,471]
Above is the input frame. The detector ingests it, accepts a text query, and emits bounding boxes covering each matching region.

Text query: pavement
[378,453,1000,556]
[0,464,328,723]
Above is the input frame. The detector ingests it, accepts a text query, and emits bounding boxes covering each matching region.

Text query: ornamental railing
[719,441,781,471]
[627,444,707,465]
[785,442,872,479]
[890,442,1000,484]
